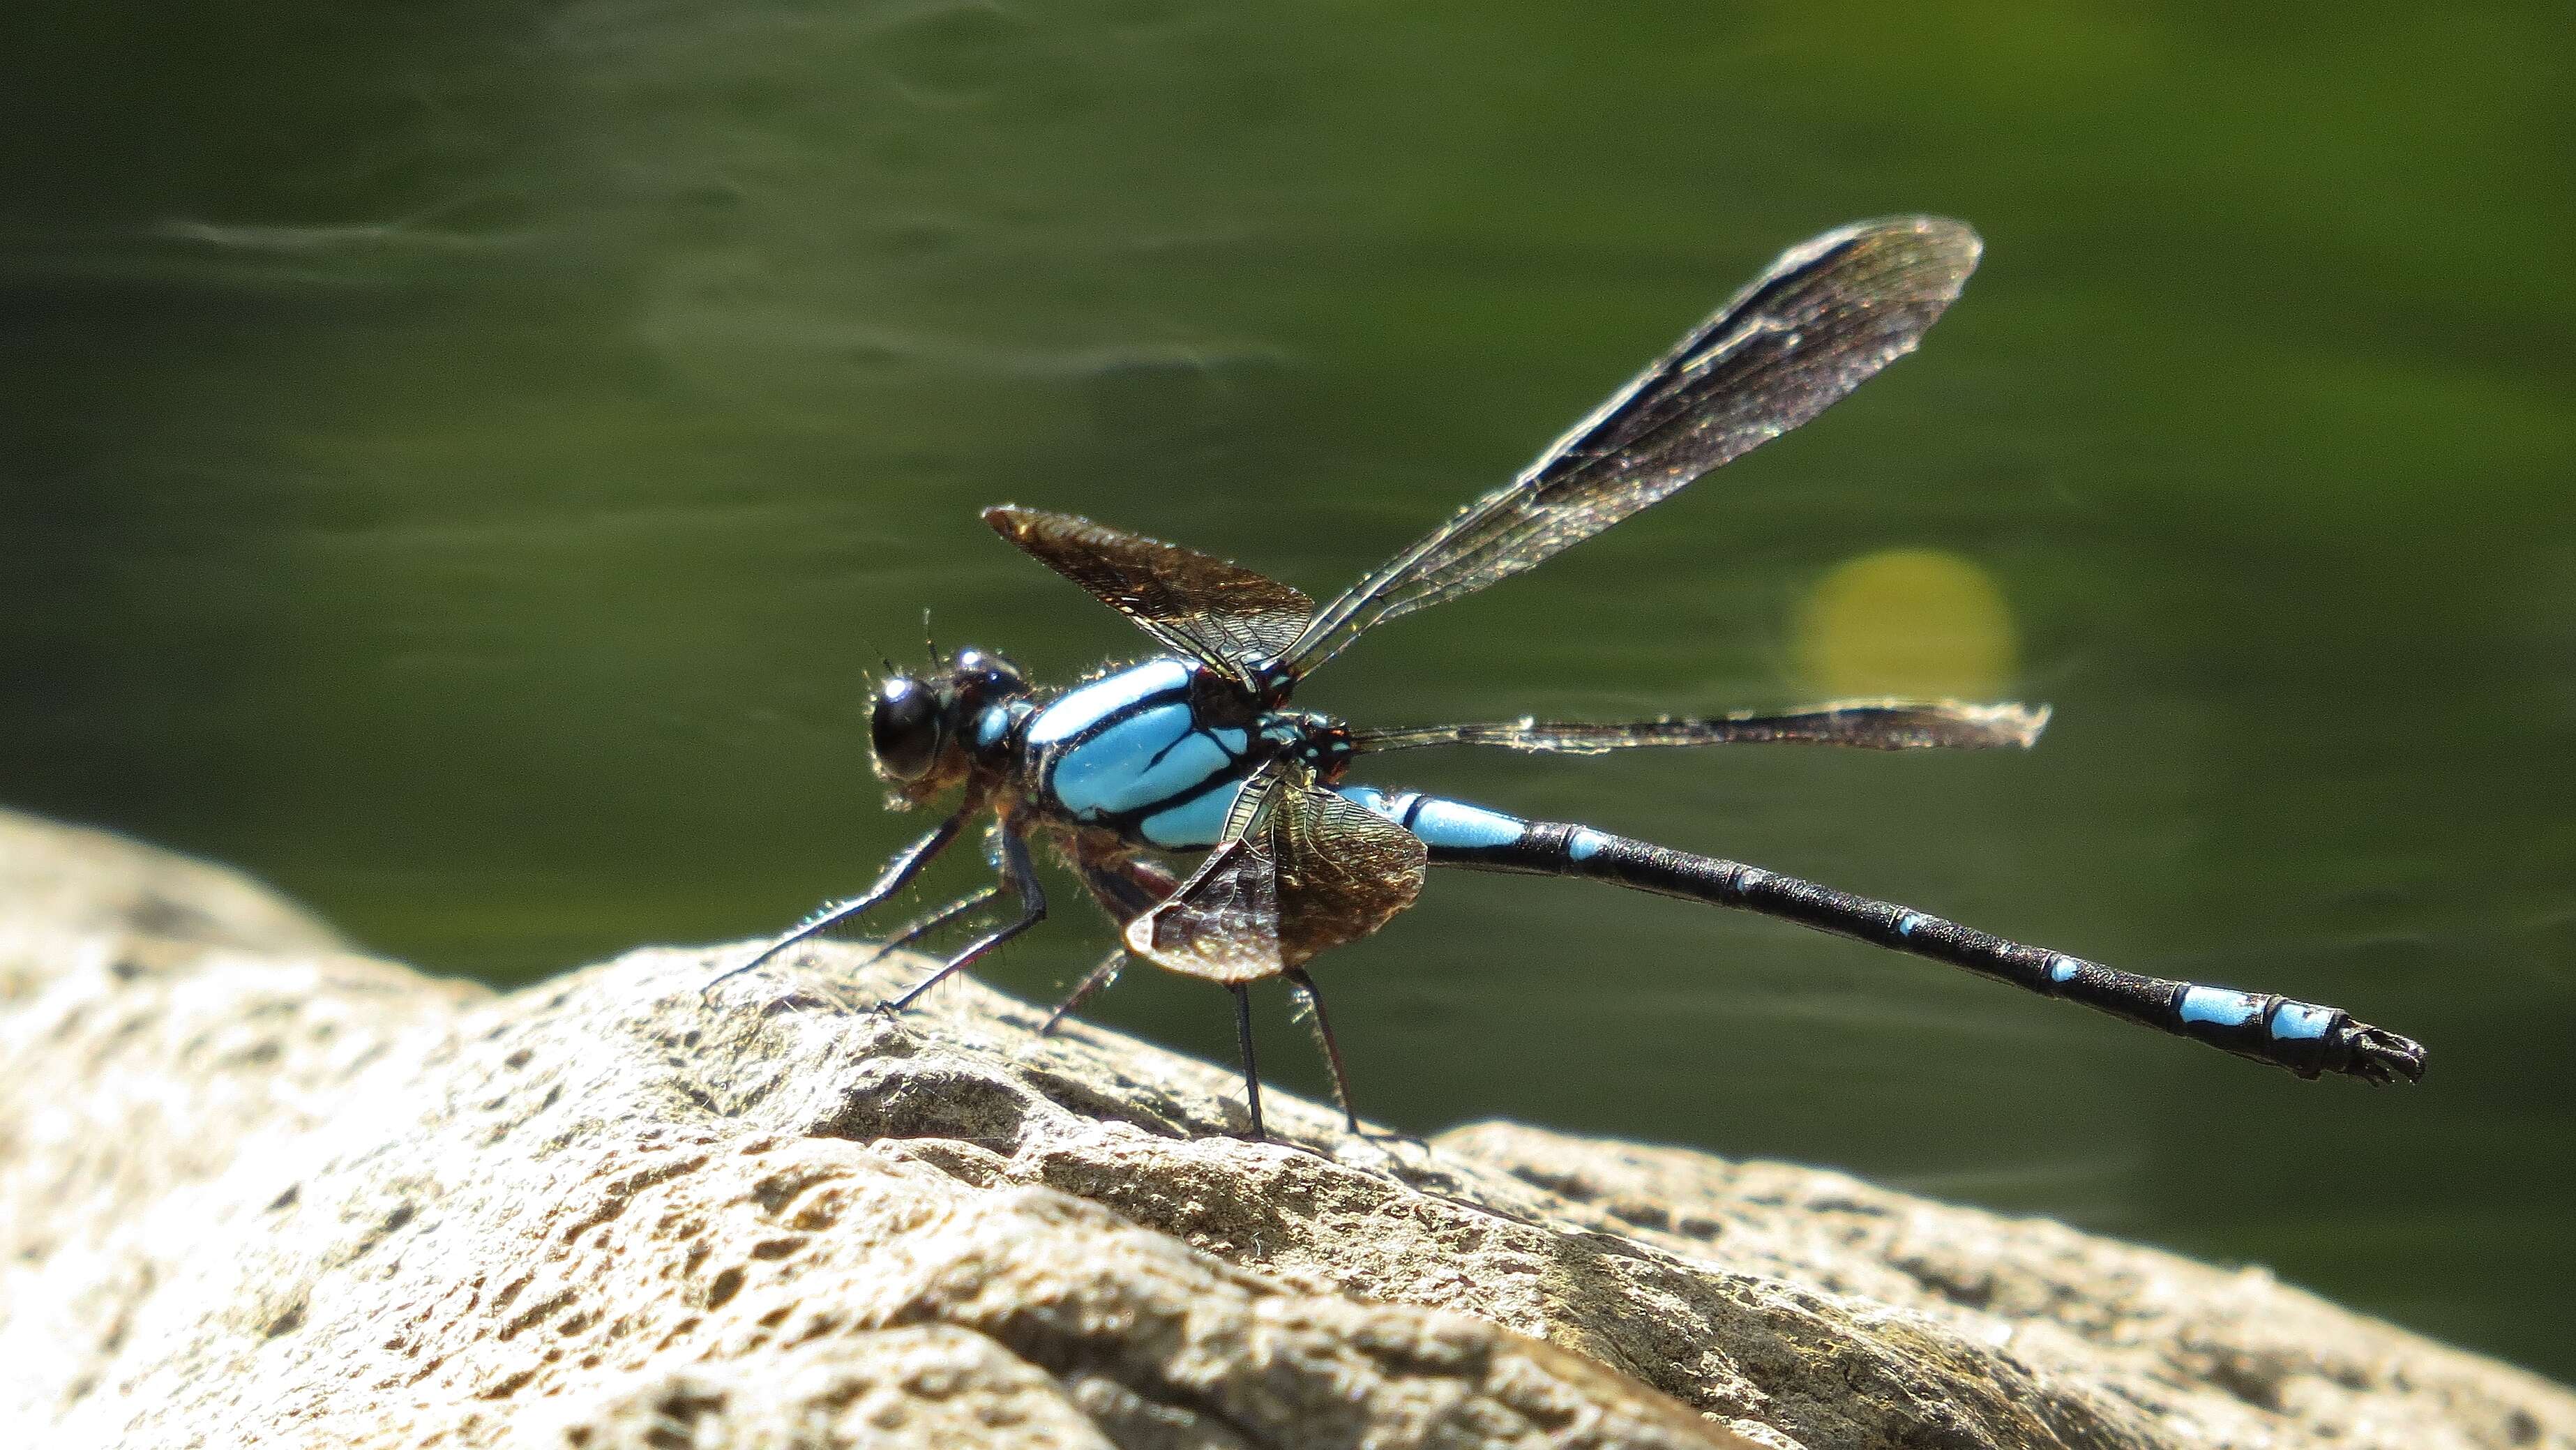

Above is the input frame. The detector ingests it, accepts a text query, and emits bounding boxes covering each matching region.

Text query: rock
[0,808,345,956]
[1,806,2567,1449]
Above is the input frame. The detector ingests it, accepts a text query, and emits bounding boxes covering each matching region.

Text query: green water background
[5,0,2570,1380]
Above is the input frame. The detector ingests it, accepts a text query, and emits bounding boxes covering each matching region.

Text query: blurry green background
[4,0,2570,1380]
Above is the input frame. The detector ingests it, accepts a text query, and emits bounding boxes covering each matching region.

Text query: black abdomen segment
[1388,798,2427,1084]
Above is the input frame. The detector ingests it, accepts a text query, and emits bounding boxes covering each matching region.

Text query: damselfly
[711,217,2427,1138]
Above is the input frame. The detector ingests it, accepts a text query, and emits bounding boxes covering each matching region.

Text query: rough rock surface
[1,807,2568,1450]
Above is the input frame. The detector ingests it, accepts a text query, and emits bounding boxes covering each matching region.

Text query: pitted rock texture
[1,807,2568,1450]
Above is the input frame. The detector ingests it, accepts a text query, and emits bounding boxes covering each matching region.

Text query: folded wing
[1353,700,2048,755]
[1124,758,1427,983]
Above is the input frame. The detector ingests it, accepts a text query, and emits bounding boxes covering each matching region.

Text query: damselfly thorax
[1010,658,1350,852]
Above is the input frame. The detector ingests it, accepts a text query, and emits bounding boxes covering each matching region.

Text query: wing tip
[1929,216,1984,280]
[1864,212,1982,254]
[1751,216,1982,334]
[1805,214,1984,288]
[1995,700,2051,748]
[1941,698,2049,748]
[1806,697,2052,748]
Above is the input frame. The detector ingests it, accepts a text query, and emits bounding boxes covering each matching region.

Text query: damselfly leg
[1284,966,1361,1133]
[884,825,1047,1011]
[702,801,979,997]
[1040,946,1129,1035]
[857,884,1001,967]
[1231,983,1265,1140]
[707,804,1045,1016]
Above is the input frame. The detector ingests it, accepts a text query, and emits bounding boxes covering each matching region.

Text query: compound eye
[870,677,943,781]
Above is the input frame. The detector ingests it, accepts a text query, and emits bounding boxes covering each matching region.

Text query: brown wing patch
[1124,767,1426,984]
[985,506,1311,683]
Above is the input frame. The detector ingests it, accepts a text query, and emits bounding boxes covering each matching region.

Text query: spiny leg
[1231,982,1266,1140]
[886,824,1047,1011]
[1038,849,1182,1034]
[705,803,979,997]
[1283,967,1360,1134]
[1041,947,1128,1036]
[857,884,1001,967]
[864,820,1009,965]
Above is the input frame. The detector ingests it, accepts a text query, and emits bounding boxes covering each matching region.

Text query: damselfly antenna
[850,626,900,679]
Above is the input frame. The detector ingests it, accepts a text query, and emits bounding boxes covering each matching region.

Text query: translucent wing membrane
[1353,700,2049,755]
[1124,760,1427,983]
[985,506,1312,691]
[1272,217,1982,679]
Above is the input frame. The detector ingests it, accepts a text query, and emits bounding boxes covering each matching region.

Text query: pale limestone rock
[0,807,2566,1450]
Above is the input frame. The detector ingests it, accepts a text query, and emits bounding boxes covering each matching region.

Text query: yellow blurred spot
[1795,549,2017,700]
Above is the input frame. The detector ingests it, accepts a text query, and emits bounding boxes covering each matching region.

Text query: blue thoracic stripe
[1027,658,1262,848]
[1026,658,1194,748]
[1050,702,1246,817]
[1033,673,1541,856]
[1137,780,1244,849]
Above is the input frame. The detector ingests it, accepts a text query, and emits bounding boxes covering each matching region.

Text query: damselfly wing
[982,506,1312,698]
[1124,757,1428,982]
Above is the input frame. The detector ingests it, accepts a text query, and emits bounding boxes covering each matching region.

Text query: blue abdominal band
[1406,798,1526,849]
[2269,1000,2337,1040]
[2177,986,2264,1029]
[1337,787,1528,850]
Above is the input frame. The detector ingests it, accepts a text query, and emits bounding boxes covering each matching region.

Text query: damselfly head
[868,647,1031,790]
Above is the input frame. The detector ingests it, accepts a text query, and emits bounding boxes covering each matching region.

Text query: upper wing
[985,505,1311,692]
[1123,759,1427,983]
[1269,217,1982,679]
[1352,700,2049,755]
